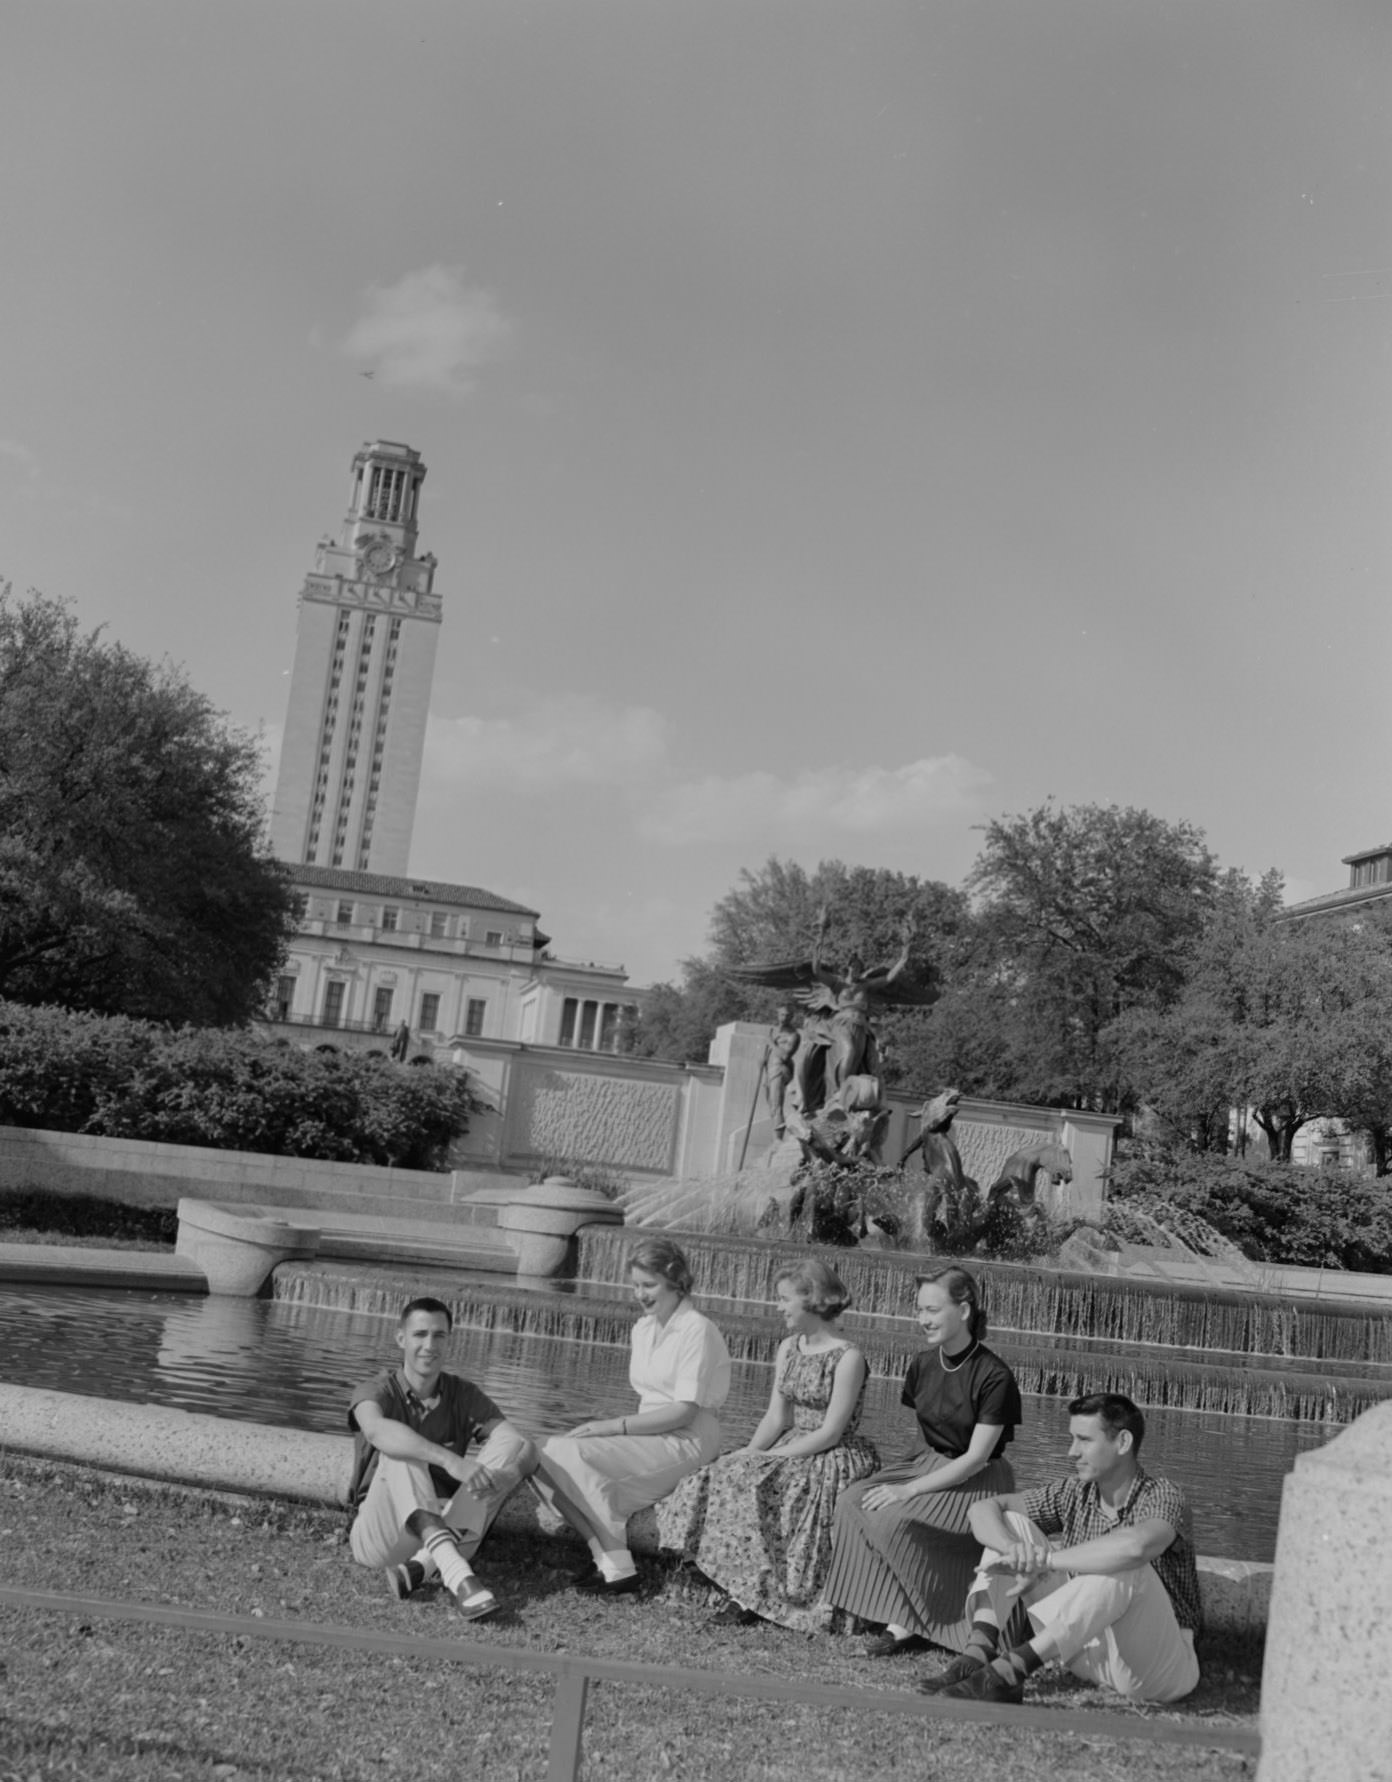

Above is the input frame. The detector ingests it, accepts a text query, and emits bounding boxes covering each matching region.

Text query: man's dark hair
[399,1296,453,1330]
[1069,1391,1145,1451]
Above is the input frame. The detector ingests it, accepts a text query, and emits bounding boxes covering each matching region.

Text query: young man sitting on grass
[348,1296,538,1620]
[922,1391,1202,1706]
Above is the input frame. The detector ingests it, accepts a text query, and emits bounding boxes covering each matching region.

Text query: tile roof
[1281,881,1392,921]
[281,861,539,917]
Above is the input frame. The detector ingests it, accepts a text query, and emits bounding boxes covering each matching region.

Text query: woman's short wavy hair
[626,1236,694,1298]
[773,1257,852,1320]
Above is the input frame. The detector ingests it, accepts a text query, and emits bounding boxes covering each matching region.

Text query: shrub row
[0,1001,481,1171]
[0,1189,178,1244]
[1106,1148,1392,1274]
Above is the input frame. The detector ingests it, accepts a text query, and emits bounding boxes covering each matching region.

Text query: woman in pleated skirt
[820,1263,1023,1656]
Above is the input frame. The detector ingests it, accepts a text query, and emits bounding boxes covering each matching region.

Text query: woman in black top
[821,1263,1023,1656]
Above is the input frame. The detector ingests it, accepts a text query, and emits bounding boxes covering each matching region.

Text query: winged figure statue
[723,908,934,1138]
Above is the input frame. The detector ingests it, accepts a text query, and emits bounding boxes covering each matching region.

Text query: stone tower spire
[270,441,442,874]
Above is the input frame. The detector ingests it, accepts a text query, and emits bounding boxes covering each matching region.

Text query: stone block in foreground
[1258,1399,1392,1781]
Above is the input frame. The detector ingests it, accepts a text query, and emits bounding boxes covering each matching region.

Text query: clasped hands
[981,1539,1053,1597]
[442,1453,495,1498]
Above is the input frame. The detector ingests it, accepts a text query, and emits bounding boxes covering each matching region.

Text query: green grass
[0,1454,1259,1782]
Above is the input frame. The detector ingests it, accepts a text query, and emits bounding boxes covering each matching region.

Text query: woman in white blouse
[532,1236,732,1595]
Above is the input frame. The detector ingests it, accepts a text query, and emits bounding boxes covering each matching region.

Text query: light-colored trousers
[349,1425,538,1570]
[532,1411,723,1551]
[970,1511,1200,1704]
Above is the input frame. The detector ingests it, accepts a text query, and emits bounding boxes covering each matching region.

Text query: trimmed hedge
[0,1001,481,1171]
[0,1189,177,1245]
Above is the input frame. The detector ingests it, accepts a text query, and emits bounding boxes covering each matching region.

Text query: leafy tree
[964,802,1220,1110]
[889,976,1040,1104]
[0,588,295,1024]
[1239,916,1392,1165]
[706,857,967,980]
[1113,878,1392,1164]
[1109,870,1285,1150]
[624,960,766,1065]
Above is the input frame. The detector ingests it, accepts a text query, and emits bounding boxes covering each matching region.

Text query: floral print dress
[657,1338,879,1631]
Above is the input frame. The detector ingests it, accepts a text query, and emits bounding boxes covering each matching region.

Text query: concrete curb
[0,1243,205,1291]
[0,1383,1272,1638]
[0,1383,346,1504]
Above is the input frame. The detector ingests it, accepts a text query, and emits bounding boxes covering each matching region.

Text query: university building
[266,442,640,1056]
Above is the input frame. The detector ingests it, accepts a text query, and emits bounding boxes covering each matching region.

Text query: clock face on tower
[359,538,398,580]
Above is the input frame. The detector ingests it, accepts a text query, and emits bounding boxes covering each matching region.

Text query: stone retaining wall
[0,1123,513,1220]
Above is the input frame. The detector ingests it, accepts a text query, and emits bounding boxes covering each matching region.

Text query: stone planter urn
[176,1199,321,1297]
[496,1176,624,1277]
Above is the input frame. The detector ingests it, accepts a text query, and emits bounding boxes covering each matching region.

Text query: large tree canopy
[1114,874,1392,1165]
[957,802,1221,1110]
[0,588,295,1025]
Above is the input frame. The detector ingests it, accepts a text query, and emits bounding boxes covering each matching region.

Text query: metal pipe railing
[0,1587,1259,1779]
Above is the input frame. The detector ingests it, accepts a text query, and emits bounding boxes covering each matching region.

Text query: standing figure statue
[762,1003,801,1140]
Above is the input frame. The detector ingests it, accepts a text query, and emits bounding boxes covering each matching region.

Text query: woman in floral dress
[658,1258,878,1631]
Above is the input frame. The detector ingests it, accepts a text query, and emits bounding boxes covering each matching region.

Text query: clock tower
[270,441,442,875]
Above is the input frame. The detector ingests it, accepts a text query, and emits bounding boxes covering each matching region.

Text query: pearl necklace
[938,1339,979,1374]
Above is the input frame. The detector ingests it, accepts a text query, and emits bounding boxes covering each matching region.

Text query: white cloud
[423,695,670,792]
[639,755,992,846]
[341,265,513,395]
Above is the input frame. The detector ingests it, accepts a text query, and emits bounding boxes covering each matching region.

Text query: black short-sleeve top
[346,1368,503,1510]
[900,1343,1022,1462]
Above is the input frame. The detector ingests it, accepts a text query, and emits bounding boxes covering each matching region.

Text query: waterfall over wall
[274,1218,1392,1423]
[575,1227,1392,1364]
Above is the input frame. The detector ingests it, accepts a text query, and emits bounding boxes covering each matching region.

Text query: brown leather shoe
[940,1663,1023,1705]
[575,1570,642,1596]
[917,1654,985,1694]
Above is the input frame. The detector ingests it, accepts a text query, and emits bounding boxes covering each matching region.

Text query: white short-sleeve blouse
[629,1299,731,1413]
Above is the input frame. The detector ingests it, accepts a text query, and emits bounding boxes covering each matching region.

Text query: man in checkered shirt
[922,1391,1202,1706]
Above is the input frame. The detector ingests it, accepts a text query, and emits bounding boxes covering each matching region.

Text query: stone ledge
[0,1242,206,1292]
[0,1383,1272,1637]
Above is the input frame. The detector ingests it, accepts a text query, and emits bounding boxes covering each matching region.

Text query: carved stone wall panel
[954,1120,1062,1187]
[510,1067,680,1172]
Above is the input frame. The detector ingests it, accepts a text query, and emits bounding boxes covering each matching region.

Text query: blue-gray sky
[3,1,1389,983]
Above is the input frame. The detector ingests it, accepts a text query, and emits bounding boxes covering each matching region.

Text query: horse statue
[895,1087,980,1248]
[977,1142,1074,1247]
[985,1142,1074,1212]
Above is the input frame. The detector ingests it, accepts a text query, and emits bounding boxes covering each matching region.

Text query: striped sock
[406,1512,475,1597]
[992,1643,1045,1686]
